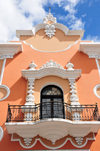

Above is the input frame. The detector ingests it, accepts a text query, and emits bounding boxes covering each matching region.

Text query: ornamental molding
[0,126,3,141]
[79,42,100,58]
[0,85,10,101]
[22,61,81,80]
[44,24,56,38]
[9,125,95,149]
[25,78,35,106]
[0,42,22,58]
[68,78,79,106]
[40,60,63,69]
[23,39,80,53]
[16,24,84,38]
[16,11,84,39]
[43,12,57,24]
[93,84,100,99]
[6,119,99,145]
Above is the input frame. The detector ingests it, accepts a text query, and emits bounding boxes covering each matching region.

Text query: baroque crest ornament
[45,24,56,38]
[43,9,56,38]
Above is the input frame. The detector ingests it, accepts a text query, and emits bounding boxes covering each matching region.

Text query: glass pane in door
[41,98,51,119]
[53,98,64,118]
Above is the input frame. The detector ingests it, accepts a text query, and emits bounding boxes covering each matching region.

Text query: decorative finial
[43,7,57,38]
[43,9,57,24]
[49,7,51,14]
[29,61,37,70]
[66,62,74,71]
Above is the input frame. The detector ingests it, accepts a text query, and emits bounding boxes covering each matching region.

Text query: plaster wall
[24,29,80,51]
[0,34,100,151]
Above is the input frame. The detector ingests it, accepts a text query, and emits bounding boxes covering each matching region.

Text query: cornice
[16,23,84,38]
[6,119,99,145]
[0,42,22,59]
[22,61,81,80]
[79,42,100,58]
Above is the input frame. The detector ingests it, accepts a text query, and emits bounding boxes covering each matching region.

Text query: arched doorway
[40,85,65,119]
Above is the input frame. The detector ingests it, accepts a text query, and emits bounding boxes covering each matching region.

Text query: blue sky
[0,0,100,42]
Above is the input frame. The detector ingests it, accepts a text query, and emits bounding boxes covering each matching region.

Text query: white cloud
[85,35,100,42]
[0,0,47,42]
[50,0,85,30]
[0,0,85,42]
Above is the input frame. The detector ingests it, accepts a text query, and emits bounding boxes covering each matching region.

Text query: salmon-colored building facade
[0,11,100,151]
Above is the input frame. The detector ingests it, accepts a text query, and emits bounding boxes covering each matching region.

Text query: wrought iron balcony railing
[6,102,100,122]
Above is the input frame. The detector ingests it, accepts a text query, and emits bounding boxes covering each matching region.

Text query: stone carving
[24,138,32,146]
[25,78,35,105]
[29,61,37,70]
[75,137,83,145]
[41,60,63,69]
[66,62,74,71]
[68,79,80,106]
[45,24,56,38]
[43,11,57,38]
[43,12,56,24]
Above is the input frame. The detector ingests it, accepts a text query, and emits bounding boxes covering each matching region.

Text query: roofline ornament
[22,60,81,80]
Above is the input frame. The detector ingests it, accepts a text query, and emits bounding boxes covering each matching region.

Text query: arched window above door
[42,85,63,96]
[40,85,65,119]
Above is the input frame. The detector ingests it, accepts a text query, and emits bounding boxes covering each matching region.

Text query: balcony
[6,102,100,122]
[5,102,100,144]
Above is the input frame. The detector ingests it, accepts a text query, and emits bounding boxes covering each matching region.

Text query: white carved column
[68,78,79,106]
[25,61,37,106]
[67,62,80,120]
[68,78,81,120]
[22,62,37,121]
[25,78,35,106]
[66,62,80,106]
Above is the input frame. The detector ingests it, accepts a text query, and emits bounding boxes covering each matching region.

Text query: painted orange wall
[0,36,100,150]
[24,29,80,51]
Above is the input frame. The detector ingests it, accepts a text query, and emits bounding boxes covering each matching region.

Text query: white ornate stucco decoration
[6,119,98,149]
[29,61,37,70]
[75,137,83,145]
[0,43,22,59]
[0,126,3,141]
[66,62,74,71]
[22,60,81,80]
[11,133,95,149]
[66,62,80,106]
[16,9,84,38]
[21,62,37,121]
[0,43,22,101]
[44,11,56,38]
[41,60,63,69]
[25,78,35,106]
[23,138,32,147]
[25,61,37,106]
[22,61,81,110]
[68,78,79,106]
[0,85,10,101]
[45,24,56,38]
[79,42,100,59]
[43,10,57,24]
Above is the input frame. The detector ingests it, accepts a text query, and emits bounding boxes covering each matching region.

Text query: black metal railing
[6,102,100,122]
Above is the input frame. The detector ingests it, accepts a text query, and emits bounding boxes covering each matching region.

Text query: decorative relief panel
[22,61,81,107]
[44,24,56,38]
[11,132,95,149]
